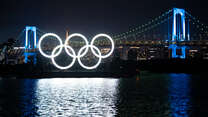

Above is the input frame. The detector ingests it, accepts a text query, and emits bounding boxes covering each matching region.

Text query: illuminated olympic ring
[38,33,114,70]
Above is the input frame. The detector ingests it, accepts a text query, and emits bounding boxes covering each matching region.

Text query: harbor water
[0,71,206,116]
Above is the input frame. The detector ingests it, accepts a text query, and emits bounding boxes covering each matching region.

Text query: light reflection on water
[168,74,192,117]
[35,78,118,116]
[0,72,199,116]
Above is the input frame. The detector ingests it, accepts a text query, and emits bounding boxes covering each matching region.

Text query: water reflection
[35,78,118,116]
[0,72,199,116]
[168,73,192,117]
[19,79,38,117]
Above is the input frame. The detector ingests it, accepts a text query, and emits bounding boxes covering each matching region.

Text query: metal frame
[25,26,37,49]
[170,8,187,59]
[24,26,37,64]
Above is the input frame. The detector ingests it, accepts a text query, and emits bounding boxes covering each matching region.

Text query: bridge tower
[24,26,37,64]
[169,8,189,59]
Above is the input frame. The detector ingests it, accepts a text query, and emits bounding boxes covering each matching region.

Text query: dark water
[0,72,207,117]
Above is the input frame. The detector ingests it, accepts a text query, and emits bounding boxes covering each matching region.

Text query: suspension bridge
[1,8,208,65]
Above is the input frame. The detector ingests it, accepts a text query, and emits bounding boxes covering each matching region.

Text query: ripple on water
[0,73,198,116]
[33,78,118,116]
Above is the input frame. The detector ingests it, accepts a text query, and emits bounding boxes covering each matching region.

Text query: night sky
[0,0,207,43]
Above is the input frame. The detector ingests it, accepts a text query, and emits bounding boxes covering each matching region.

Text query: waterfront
[0,72,206,116]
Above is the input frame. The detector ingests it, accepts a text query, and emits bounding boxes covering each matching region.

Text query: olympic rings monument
[38,33,115,70]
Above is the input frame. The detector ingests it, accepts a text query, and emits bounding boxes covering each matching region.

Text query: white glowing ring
[51,45,76,70]
[64,33,89,57]
[38,33,63,58]
[77,45,102,70]
[90,34,114,58]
